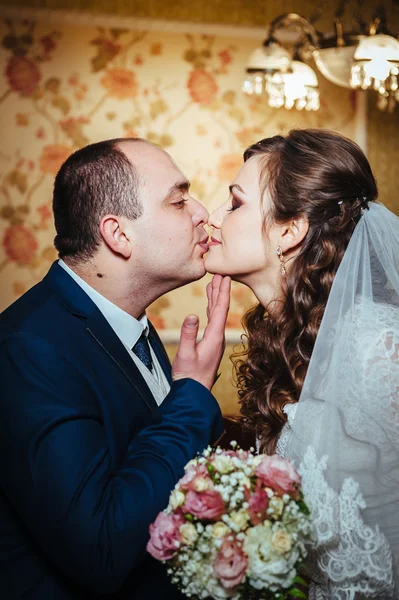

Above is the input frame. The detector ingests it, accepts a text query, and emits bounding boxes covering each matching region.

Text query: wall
[0,2,397,414]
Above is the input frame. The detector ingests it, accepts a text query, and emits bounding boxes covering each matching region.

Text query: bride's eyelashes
[226,199,241,213]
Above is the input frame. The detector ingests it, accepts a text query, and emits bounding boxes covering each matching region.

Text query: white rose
[244,523,298,590]
[212,455,234,474]
[180,522,199,546]
[211,521,230,538]
[229,509,249,531]
[193,477,212,492]
[271,529,292,554]
[169,488,185,510]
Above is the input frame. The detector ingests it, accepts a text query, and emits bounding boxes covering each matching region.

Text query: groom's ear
[100,215,132,259]
[279,216,309,253]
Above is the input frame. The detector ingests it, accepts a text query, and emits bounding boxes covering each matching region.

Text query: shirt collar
[58,259,147,349]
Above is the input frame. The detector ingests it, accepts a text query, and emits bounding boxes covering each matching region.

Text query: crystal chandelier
[243,2,399,112]
[351,33,399,112]
[243,13,321,112]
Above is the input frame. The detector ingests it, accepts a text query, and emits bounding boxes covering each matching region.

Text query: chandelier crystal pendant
[242,42,291,96]
[351,34,399,112]
[266,61,320,111]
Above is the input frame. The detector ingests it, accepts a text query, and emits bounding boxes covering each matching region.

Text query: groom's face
[120,142,209,288]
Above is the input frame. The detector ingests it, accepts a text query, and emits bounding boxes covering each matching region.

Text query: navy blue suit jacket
[0,262,224,599]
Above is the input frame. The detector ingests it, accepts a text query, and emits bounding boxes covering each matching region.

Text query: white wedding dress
[276,301,399,599]
[271,203,399,599]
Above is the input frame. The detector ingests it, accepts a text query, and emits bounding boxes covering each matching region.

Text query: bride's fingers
[206,282,212,320]
[211,275,222,315]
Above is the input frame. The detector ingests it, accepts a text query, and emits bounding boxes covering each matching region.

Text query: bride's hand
[172,275,231,390]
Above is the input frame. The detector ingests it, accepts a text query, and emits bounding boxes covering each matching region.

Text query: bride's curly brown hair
[235,129,378,454]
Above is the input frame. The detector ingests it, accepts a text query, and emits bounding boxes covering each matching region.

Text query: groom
[0,138,230,599]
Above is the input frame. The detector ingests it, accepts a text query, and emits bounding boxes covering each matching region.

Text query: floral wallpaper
[0,14,361,331]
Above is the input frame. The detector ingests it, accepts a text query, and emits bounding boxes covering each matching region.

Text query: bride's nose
[208,205,224,230]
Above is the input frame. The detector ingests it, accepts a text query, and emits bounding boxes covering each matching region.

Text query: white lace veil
[285,202,399,598]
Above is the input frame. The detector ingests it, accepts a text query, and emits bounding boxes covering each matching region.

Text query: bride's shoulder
[344,301,399,351]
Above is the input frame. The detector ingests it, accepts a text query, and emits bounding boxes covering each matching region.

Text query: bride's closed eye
[227,199,241,213]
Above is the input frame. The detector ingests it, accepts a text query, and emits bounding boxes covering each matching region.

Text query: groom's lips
[198,236,209,252]
[208,237,222,247]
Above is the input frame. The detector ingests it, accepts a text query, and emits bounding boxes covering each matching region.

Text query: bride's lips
[198,236,209,252]
[208,237,222,247]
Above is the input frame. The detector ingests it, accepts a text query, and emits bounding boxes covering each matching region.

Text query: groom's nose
[190,198,209,227]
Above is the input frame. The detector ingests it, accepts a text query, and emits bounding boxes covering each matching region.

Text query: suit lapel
[86,310,158,413]
[44,262,158,414]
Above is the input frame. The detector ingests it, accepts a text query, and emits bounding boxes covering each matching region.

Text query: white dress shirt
[58,260,170,406]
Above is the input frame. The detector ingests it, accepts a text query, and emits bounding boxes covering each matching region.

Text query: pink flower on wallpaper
[225,312,243,329]
[214,536,247,589]
[40,35,57,56]
[37,204,52,228]
[187,69,218,105]
[39,144,72,176]
[218,50,232,66]
[3,225,38,265]
[217,153,242,181]
[146,313,165,329]
[68,73,79,86]
[5,56,41,96]
[36,127,46,140]
[236,126,264,148]
[91,37,121,61]
[100,68,138,100]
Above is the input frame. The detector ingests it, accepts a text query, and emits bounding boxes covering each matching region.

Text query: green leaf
[91,53,108,73]
[288,588,308,599]
[293,575,309,588]
[159,133,174,148]
[207,464,215,477]
[228,106,245,125]
[222,90,236,105]
[2,34,18,50]
[44,77,61,94]
[183,49,197,63]
[184,513,193,521]
[51,95,70,115]
[297,500,310,515]
[110,27,128,39]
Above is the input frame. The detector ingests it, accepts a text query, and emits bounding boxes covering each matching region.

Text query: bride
[205,129,399,599]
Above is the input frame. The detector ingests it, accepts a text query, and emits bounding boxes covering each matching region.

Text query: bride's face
[206,157,276,284]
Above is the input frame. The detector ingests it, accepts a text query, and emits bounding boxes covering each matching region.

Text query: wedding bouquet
[147,444,313,599]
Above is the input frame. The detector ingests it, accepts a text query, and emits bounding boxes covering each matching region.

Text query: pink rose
[214,536,248,589]
[256,455,301,498]
[182,489,225,521]
[245,480,269,525]
[147,512,184,561]
[179,463,212,492]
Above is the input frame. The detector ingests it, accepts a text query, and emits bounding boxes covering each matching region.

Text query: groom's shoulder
[0,275,63,343]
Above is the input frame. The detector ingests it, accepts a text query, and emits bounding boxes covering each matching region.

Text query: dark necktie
[132,333,153,372]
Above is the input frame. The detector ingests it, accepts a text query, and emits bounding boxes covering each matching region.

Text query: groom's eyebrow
[164,180,191,201]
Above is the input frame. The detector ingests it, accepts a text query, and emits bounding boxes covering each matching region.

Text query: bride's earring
[276,246,286,277]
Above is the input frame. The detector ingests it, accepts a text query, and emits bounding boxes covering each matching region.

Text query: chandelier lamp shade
[243,3,399,112]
